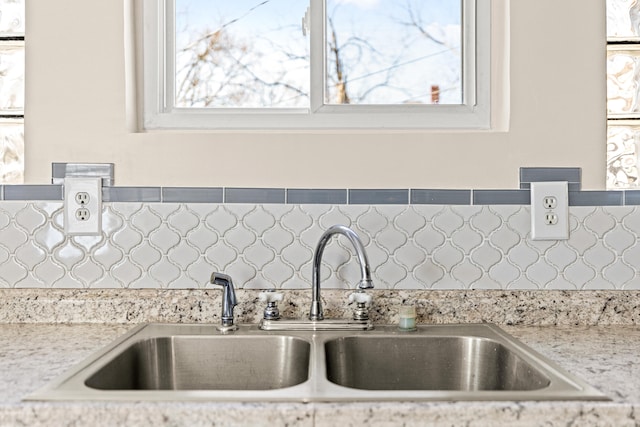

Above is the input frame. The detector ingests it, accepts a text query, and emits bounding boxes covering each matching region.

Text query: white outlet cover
[531,181,569,240]
[64,177,102,235]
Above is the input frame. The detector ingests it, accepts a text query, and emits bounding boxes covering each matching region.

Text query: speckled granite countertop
[0,323,638,427]
[1,289,640,426]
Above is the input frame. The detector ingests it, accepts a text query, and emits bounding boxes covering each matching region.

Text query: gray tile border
[348,189,409,205]
[3,185,63,201]
[624,190,640,206]
[0,183,638,209]
[411,189,471,205]
[519,167,581,190]
[103,187,162,203]
[473,190,531,205]
[162,187,223,203]
[224,188,286,204]
[287,189,348,204]
[569,191,624,206]
[52,162,115,186]
[521,182,582,192]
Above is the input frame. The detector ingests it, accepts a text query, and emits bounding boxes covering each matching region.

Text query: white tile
[545,243,578,271]
[603,227,636,253]
[149,260,181,286]
[470,244,502,270]
[32,259,65,287]
[0,224,27,252]
[262,224,295,254]
[469,207,502,235]
[281,206,315,234]
[14,204,46,233]
[432,242,464,271]
[262,260,295,287]
[167,206,200,236]
[130,243,162,270]
[14,241,45,270]
[394,207,427,237]
[432,207,464,235]
[451,224,483,253]
[186,225,219,252]
[72,258,105,285]
[488,260,520,286]
[354,207,388,237]
[53,240,85,270]
[583,207,617,237]
[244,206,277,235]
[167,241,200,269]
[603,260,635,286]
[110,260,143,286]
[204,244,238,270]
[149,226,181,252]
[4,201,640,290]
[451,260,483,285]
[564,260,597,288]
[583,241,616,271]
[223,227,257,253]
[130,206,162,237]
[525,261,558,287]
[204,207,238,235]
[376,227,407,255]
[244,241,276,270]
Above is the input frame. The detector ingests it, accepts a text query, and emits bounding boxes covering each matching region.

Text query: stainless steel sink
[325,336,550,391]
[26,323,609,402]
[85,336,310,391]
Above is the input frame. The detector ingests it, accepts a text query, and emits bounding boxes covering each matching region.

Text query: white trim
[141,0,493,130]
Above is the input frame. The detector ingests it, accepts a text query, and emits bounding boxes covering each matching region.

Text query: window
[0,0,24,183]
[606,0,640,189]
[141,0,491,130]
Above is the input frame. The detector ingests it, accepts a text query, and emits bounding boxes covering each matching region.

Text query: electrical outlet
[531,181,569,240]
[75,208,91,221]
[543,196,557,209]
[544,213,558,225]
[64,177,102,235]
[75,192,90,205]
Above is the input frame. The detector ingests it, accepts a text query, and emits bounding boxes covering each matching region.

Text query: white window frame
[141,0,491,130]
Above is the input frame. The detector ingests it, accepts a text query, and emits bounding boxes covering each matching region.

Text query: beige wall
[24,1,606,189]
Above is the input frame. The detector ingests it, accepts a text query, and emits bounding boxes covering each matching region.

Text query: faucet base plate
[259,318,373,331]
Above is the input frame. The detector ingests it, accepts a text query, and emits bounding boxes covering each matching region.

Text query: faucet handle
[348,291,372,321]
[258,290,283,303]
[259,290,283,320]
[348,291,372,306]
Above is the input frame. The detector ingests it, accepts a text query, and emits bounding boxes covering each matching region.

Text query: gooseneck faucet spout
[310,225,374,321]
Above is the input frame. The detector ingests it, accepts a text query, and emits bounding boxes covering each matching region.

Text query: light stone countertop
[1,323,639,427]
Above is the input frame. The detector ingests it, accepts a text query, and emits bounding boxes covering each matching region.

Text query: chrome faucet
[210,272,238,331]
[310,225,374,321]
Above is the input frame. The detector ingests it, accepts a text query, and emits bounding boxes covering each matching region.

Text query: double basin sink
[27,323,608,402]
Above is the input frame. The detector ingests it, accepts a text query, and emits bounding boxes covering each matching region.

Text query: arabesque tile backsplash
[1,201,639,290]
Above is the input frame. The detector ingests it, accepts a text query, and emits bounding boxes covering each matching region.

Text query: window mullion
[309,0,325,113]
[164,0,176,112]
[462,0,477,107]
